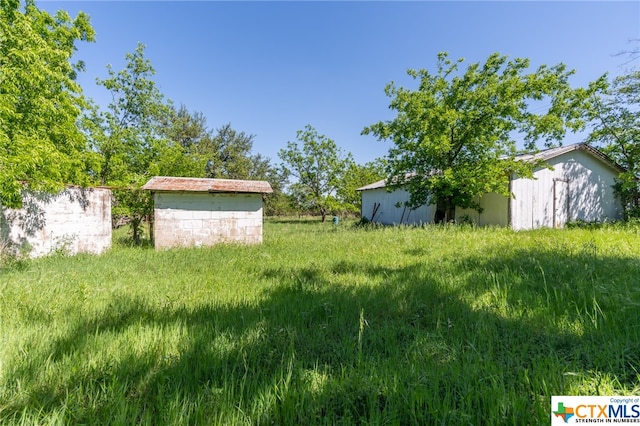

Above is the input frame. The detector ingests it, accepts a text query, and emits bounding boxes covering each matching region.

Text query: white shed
[0,186,112,258]
[358,143,624,229]
[141,176,273,249]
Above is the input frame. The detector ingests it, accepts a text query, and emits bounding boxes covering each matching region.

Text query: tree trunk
[131,217,142,245]
[147,214,154,243]
[320,208,327,222]
[434,198,455,224]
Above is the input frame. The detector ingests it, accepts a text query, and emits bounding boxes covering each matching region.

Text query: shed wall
[361,188,435,225]
[0,187,112,257]
[510,150,622,230]
[456,192,509,226]
[153,192,264,249]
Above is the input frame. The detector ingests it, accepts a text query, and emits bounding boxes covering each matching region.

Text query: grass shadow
[2,239,639,424]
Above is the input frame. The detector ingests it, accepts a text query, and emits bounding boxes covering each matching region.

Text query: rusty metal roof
[141,177,273,194]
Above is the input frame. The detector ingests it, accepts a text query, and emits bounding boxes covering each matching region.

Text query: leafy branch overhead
[0,0,95,208]
[363,52,601,222]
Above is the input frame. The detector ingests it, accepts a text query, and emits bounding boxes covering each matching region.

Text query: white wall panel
[361,188,435,225]
[1,187,112,257]
[153,192,264,249]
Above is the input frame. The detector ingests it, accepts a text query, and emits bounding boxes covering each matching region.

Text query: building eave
[141,176,273,194]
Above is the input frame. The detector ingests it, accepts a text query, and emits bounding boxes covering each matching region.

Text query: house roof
[514,143,624,172]
[141,177,273,194]
[356,178,392,191]
[356,143,624,191]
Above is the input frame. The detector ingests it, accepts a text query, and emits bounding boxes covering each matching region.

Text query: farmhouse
[358,143,624,229]
[142,176,273,249]
[0,186,112,258]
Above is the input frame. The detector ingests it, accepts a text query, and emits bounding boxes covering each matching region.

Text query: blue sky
[41,1,639,165]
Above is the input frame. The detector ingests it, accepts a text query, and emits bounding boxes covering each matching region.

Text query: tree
[84,43,176,243]
[363,52,595,222]
[161,106,280,181]
[86,43,172,186]
[261,166,291,216]
[200,123,287,216]
[586,65,640,217]
[162,104,211,151]
[157,103,211,178]
[199,124,265,180]
[0,0,94,207]
[278,125,355,222]
[337,159,387,215]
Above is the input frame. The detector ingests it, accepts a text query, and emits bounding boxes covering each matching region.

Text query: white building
[1,186,112,257]
[358,143,624,229]
[142,176,273,249]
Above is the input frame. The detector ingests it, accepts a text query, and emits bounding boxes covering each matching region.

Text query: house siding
[358,145,622,230]
[152,192,264,249]
[510,149,623,230]
[456,192,509,226]
[361,187,435,225]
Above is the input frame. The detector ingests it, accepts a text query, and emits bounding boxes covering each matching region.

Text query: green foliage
[159,107,287,215]
[111,188,152,245]
[85,43,173,187]
[199,123,268,180]
[0,0,95,207]
[161,104,211,151]
[278,125,356,221]
[337,159,387,214]
[84,44,200,243]
[1,223,639,424]
[585,61,640,217]
[363,52,596,222]
[262,168,290,216]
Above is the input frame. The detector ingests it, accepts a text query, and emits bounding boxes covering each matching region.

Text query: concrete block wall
[1,187,112,258]
[152,192,264,249]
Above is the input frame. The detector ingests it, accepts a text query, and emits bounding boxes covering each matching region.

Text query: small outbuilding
[141,176,273,249]
[0,186,112,258]
[358,143,624,229]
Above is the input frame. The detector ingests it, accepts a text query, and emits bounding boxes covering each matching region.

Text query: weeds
[0,221,638,424]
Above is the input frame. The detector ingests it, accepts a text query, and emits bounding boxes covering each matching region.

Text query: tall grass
[1,219,639,424]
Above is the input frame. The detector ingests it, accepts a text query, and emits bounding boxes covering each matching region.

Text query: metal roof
[356,143,624,191]
[513,143,624,171]
[356,172,419,191]
[141,177,273,194]
[356,178,388,191]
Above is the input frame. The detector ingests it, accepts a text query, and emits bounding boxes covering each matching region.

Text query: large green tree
[85,43,175,186]
[586,66,640,217]
[0,0,94,207]
[203,124,286,217]
[161,106,279,181]
[363,52,595,222]
[83,43,182,243]
[278,125,355,222]
[200,124,270,180]
[160,107,287,216]
[162,104,211,151]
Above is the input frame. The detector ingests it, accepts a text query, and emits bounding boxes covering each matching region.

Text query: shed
[358,143,624,229]
[141,176,273,249]
[0,186,112,258]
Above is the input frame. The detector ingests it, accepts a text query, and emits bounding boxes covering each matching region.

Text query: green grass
[1,219,639,425]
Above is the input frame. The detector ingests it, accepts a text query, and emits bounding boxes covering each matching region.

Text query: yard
[1,219,639,424]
